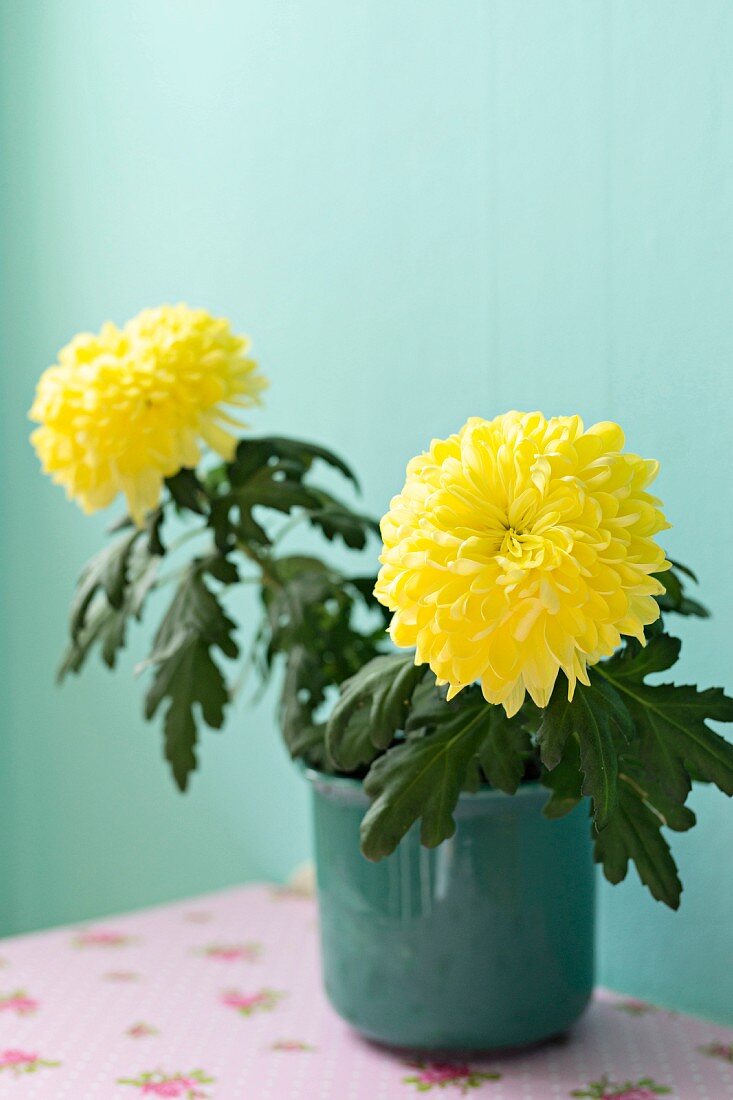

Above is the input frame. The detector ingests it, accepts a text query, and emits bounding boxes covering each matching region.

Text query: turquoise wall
[2,1,732,1024]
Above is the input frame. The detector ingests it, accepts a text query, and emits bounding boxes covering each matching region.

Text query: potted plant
[31,307,733,1052]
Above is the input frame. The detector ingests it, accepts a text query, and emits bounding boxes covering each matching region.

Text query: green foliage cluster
[61,436,388,787]
[327,560,733,908]
[61,439,733,909]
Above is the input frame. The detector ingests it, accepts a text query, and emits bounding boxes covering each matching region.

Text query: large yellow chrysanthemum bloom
[375,412,671,715]
[30,304,267,523]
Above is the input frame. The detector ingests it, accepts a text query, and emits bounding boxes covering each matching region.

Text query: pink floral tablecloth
[0,883,731,1099]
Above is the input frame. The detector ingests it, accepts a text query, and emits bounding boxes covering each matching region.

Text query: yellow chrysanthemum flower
[30,304,267,523]
[374,412,671,715]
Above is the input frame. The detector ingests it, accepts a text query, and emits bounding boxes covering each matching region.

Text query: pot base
[360,1025,574,1059]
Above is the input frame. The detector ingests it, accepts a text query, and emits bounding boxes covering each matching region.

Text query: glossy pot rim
[301,764,549,810]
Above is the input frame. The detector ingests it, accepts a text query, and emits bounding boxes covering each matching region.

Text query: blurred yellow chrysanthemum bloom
[29,304,267,524]
[374,412,671,715]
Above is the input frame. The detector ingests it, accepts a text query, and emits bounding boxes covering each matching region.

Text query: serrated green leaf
[593,779,683,909]
[403,678,456,734]
[145,637,229,791]
[200,554,240,585]
[599,635,733,802]
[477,706,533,794]
[61,543,158,677]
[536,691,574,770]
[670,559,698,583]
[230,436,359,490]
[213,436,363,555]
[360,709,488,860]
[305,488,380,550]
[142,564,239,790]
[214,467,321,551]
[146,508,166,557]
[69,529,141,638]
[347,576,392,623]
[655,560,709,618]
[326,654,425,770]
[618,762,696,833]
[278,645,330,767]
[257,558,389,770]
[611,634,681,681]
[541,736,583,819]
[539,678,633,829]
[149,565,239,663]
[165,468,208,514]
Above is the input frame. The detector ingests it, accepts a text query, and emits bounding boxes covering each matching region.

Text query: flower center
[498,523,548,570]
[501,526,526,554]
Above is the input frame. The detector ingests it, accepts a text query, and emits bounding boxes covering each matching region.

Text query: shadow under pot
[304,769,595,1053]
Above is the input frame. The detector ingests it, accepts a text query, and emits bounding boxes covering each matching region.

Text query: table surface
[0,883,731,1099]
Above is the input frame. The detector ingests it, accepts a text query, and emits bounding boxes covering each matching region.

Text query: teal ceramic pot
[305,770,595,1052]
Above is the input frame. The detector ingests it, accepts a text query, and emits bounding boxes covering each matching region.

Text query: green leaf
[60,542,158,678]
[212,435,363,554]
[576,630,724,908]
[216,467,321,550]
[462,754,484,793]
[326,654,425,771]
[599,636,733,803]
[403,678,456,734]
[165,468,208,514]
[143,564,239,790]
[618,761,696,833]
[69,529,141,638]
[145,637,229,791]
[230,436,359,490]
[348,575,392,622]
[593,778,683,909]
[62,554,157,673]
[536,691,573,770]
[148,564,239,664]
[199,553,240,585]
[257,557,389,768]
[611,634,681,681]
[360,709,488,860]
[278,645,329,766]
[304,489,380,550]
[146,508,166,556]
[538,678,633,828]
[541,735,583,819]
[655,560,709,618]
[477,706,533,794]
[59,602,121,679]
[574,680,632,828]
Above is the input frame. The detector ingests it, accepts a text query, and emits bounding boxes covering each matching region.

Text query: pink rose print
[183,911,213,924]
[271,1039,315,1052]
[73,928,137,949]
[196,942,261,962]
[612,999,658,1017]
[0,1049,61,1077]
[571,1076,672,1099]
[118,1069,214,1098]
[0,957,8,969]
[221,988,284,1017]
[127,1022,159,1038]
[699,1041,733,1063]
[403,1061,501,1093]
[0,989,40,1016]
